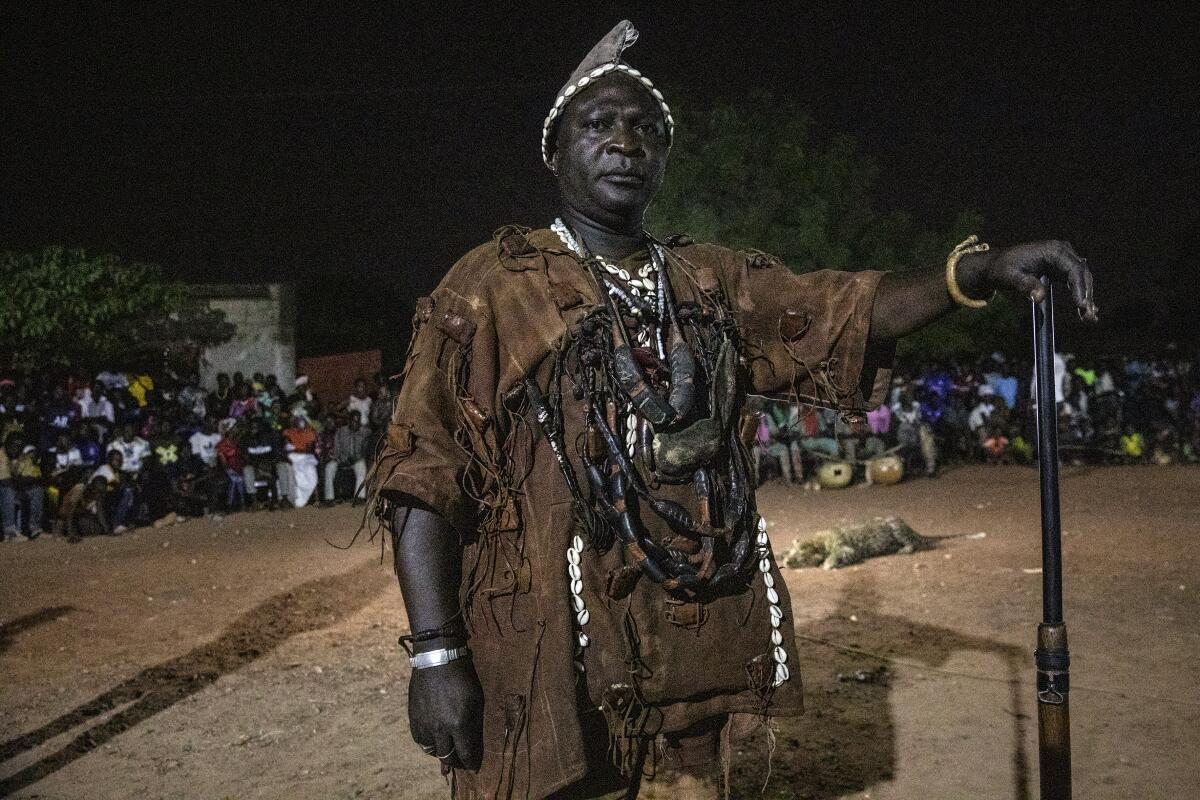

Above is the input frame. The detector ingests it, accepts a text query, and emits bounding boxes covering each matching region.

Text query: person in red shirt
[216,423,248,510]
[282,415,318,507]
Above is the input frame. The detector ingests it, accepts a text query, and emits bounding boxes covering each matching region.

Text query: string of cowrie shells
[757,515,790,688]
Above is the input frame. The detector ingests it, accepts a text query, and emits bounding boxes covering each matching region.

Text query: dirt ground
[1,464,1197,799]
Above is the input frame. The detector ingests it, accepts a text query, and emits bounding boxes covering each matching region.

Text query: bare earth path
[1,465,1196,799]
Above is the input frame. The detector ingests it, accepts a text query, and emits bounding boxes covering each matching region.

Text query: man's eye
[587,119,609,130]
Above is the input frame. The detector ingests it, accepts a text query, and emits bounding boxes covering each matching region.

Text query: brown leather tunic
[373,226,892,799]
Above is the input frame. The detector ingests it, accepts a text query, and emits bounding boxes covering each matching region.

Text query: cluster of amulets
[550,221,786,688]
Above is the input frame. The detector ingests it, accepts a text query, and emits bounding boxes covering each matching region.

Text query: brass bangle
[946,235,992,309]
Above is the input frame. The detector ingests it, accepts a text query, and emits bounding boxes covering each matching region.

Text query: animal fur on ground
[780,516,926,570]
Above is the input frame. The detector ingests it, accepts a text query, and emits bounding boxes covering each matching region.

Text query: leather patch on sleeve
[779,308,812,341]
[436,309,476,345]
[494,224,542,271]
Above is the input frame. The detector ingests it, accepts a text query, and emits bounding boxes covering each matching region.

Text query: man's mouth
[600,172,645,187]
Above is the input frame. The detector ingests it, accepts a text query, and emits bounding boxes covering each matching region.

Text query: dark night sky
[3,2,1198,361]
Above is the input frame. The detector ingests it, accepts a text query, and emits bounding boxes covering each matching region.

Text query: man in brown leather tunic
[372,20,1096,800]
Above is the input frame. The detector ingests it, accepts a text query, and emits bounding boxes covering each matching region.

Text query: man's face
[552,76,668,228]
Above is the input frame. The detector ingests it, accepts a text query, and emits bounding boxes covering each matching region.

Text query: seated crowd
[5,350,1192,537]
[752,349,1200,485]
[0,370,394,542]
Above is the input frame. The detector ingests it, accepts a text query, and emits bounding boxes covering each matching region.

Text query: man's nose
[606,124,643,157]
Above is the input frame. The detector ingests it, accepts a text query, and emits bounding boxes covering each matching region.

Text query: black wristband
[397,619,467,656]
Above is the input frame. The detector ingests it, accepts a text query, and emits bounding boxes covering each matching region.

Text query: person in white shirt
[188,419,222,469]
[51,432,83,472]
[106,423,150,475]
[346,378,373,425]
[968,394,996,438]
[81,382,117,441]
[89,449,134,533]
[1031,352,1069,405]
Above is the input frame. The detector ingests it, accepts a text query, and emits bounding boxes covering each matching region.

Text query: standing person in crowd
[1,432,45,540]
[216,421,248,511]
[322,410,373,506]
[282,413,318,507]
[346,377,373,425]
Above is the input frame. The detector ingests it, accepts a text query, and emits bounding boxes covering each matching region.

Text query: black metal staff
[1032,276,1072,799]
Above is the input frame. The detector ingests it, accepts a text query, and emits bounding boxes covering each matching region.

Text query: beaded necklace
[551,218,663,329]
[552,219,670,454]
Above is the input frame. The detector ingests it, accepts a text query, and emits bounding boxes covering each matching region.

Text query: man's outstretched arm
[869,240,1098,344]
[390,503,483,771]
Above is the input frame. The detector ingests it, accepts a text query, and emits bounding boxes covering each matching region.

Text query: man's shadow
[732,569,1031,800]
[0,560,389,797]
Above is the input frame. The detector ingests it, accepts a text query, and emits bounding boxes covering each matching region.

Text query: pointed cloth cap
[540,20,674,169]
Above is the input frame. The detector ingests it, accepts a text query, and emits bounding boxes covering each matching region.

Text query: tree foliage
[0,246,235,374]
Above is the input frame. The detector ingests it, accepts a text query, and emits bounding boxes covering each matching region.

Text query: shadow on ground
[0,560,388,796]
[731,570,1031,800]
[0,607,74,656]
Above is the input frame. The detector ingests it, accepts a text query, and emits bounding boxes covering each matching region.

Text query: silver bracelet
[410,646,472,670]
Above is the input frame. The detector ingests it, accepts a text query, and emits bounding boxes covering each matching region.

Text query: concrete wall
[195,284,296,388]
